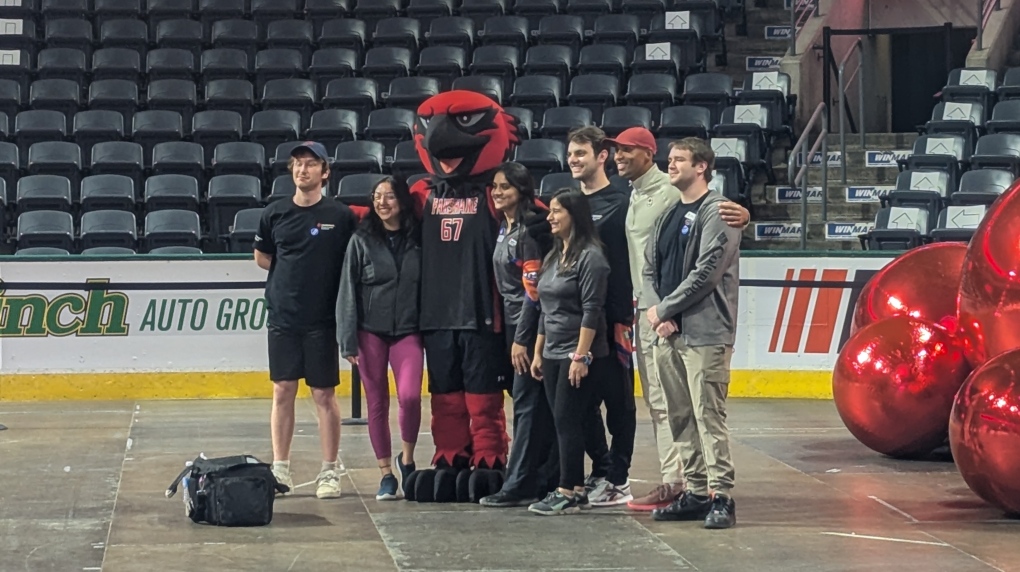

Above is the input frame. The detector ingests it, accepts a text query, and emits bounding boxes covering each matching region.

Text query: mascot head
[414,90,520,182]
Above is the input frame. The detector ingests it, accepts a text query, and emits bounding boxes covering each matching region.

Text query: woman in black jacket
[479,162,557,508]
[337,176,423,501]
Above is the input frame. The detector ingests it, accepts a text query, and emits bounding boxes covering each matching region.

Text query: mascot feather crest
[413,90,520,182]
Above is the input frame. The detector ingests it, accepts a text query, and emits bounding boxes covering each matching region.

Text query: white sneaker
[272,466,293,496]
[316,469,342,499]
[588,478,633,507]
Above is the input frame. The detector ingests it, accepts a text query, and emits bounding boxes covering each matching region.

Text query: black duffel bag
[165,454,290,527]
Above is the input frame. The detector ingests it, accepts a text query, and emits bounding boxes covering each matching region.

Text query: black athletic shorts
[267,326,340,388]
[424,330,512,394]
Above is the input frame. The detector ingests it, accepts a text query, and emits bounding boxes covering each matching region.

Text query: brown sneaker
[627,483,684,511]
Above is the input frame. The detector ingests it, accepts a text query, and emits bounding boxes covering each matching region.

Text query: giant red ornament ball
[949,348,1020,516]
[958,178,1020,367]
[832,315,970,458]
[851,242,967,335]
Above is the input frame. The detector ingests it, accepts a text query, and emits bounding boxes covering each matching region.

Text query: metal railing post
[859,41,866,147]
[977,0,984,50]
[791,103,828,251]
[838,59,847,184]
[822,107,829,223]
[790,0,797,56]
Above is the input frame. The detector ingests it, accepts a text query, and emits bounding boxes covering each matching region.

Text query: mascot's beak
[423,114,488,174]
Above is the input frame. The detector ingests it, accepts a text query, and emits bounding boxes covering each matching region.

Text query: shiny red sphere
[958,180,1020,367]
[949,348,1020,516]
[851,242,967,335]
[833,315,971,458]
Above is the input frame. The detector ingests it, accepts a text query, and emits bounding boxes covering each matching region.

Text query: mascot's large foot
[467,460,506,504]
[407,458,470,503]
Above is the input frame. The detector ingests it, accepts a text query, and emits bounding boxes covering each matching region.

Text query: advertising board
[0,254,898,400]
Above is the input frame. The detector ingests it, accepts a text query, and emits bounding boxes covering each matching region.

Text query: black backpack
[165,454,290,527]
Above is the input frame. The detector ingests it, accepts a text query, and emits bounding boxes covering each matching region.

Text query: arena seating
[864,67,1020,250]
[0,0,800,254]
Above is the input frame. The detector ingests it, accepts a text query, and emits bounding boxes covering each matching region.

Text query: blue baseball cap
[290,141,330,161]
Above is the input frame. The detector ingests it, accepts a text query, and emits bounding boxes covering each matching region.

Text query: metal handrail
[977,0,1002,50]
[788,0,820,56]
[789,102,829,250]
[838,38,865,184]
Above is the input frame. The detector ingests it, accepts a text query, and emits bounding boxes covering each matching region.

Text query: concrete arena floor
[1,398,1018,572]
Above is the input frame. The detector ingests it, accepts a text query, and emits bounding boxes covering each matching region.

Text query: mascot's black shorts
[424,330,511,394]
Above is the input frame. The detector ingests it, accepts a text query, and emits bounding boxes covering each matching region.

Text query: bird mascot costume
[401,90,520,503]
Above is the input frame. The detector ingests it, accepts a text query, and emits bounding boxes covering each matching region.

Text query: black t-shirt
[420,187,502,332]
[254,196,356,333]
[655,194,708,301]
[585,180,633,327]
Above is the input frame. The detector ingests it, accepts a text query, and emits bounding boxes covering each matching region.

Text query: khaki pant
[634,313,684,484]
[652,335,735,496]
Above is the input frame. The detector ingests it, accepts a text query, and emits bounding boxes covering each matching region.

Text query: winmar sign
[0,279,129,337]
[0,279,269,337]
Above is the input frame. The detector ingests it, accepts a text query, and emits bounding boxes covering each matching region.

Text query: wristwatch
[569,352,593,366]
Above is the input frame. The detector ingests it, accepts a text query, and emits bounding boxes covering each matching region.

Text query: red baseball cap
[605,127,657,154]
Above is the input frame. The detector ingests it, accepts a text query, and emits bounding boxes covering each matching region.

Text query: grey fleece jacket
[641,191,741,348]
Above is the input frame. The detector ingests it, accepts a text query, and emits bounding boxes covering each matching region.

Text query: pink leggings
[357,331,424,460]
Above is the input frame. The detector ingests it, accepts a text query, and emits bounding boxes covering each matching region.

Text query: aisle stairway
[748,132,919,250]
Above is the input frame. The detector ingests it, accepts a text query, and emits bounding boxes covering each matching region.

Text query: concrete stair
[708,0,793,88]
[743,132,920,251]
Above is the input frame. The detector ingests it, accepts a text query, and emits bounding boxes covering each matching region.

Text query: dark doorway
[889,27,976,133]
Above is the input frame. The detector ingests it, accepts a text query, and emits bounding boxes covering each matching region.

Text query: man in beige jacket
[608,127,749,511]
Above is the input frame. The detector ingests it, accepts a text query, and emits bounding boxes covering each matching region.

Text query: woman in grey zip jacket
[337,176,423,501]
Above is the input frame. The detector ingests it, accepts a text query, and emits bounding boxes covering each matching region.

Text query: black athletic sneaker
[395,454,415,494]
[651,490,713,521]
[704,495,736,529]
[479,489,538,507]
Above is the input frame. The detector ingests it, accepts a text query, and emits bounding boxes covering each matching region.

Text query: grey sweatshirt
[537,244,611,360]
[642,191,741,347]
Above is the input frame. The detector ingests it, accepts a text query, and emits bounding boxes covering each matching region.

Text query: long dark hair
[361,176,420,244]
[494,161,536,225]
[543,188,602,272]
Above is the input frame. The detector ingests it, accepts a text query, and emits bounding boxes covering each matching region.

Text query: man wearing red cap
[606,127,749,511]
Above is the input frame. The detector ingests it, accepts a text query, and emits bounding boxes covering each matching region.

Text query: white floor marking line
[292,479,317,489]
[341,451,403,572]
[917,530,1008,572]
[819,532,949,546]
[98,402,140,571]
[868,495,919,523]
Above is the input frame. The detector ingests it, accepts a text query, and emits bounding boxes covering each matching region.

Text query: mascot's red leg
[465,392,509,469]
[430,392,471,467]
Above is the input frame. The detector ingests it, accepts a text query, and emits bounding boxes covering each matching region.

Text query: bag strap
[165,463,192,498]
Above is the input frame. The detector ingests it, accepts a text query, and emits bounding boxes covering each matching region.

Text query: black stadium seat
[145,174,201,212]
[17,210,75,251]
[208,174,262,246]
[91,141,146,189]
[229,207,264,252]
[80,210,138,250]
[144,209,202,251]
[81,174,136,212]
[17,174,73,213]
[93,49,137,83]
[73,110,125,162]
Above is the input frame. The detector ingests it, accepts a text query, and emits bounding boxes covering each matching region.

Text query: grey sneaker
[588,478,633,507]
[528,491,582,516]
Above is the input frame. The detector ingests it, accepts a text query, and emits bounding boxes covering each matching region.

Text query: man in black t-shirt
[565,126,638,508]
[254,142,356,501]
